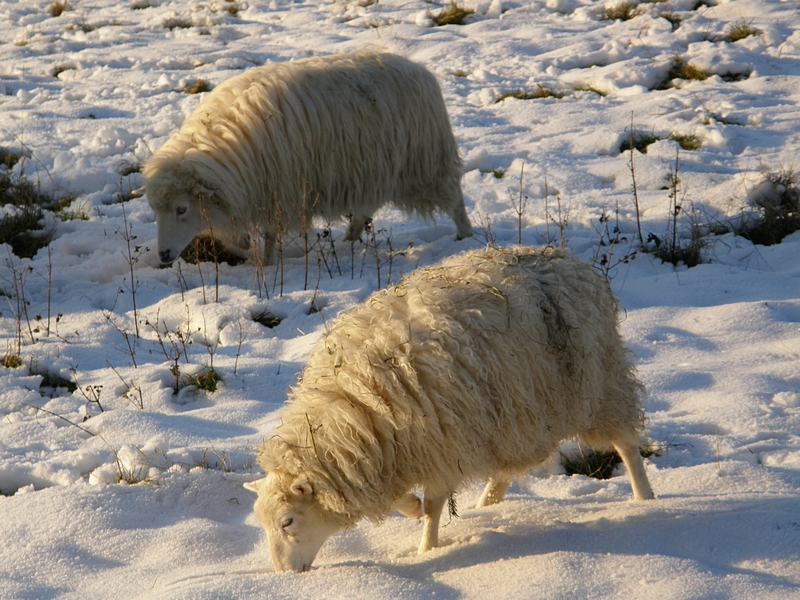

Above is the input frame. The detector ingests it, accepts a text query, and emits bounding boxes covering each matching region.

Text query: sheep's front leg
[476,477,510,508]
[450,197,474,240]
[418,492,447,554]
[343,213,372,242]
[260,228,277,266]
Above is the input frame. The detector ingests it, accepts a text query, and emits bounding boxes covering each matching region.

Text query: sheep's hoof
[418,541,436,554]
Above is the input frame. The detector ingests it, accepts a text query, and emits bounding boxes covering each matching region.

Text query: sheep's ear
[290,477,313,497]
[243,479,264,493]
[192,182,215,197]
[131,186,146,197]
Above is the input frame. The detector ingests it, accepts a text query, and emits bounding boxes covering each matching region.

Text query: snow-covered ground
[1,0,799,597]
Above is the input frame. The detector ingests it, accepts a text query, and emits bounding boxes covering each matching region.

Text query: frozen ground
[1,0,799,598]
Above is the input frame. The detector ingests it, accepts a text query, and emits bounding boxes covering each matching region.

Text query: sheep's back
[158,52,460,228]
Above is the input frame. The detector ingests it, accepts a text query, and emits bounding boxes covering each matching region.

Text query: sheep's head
[140,157,221,265]
[244,472,343,573]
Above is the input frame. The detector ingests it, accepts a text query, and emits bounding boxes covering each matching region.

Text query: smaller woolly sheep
[245,246,654,572]
[139,51,472,266]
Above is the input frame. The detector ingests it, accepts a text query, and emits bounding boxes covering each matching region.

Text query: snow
[1,0,800,597]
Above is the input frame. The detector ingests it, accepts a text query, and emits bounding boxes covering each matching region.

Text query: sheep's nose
[159,249,173,263]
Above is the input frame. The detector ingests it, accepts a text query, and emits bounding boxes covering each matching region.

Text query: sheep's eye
[280,517,293,530]
[176,206,187,216]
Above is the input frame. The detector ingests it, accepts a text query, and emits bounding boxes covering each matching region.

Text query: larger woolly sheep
[244,246,654,572]
[140,51,472,265]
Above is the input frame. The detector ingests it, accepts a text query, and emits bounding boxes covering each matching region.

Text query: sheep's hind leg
[343,214,371,242]
[450,197,473,240]
[418,491,447,554]
[613,437,655,501]
[393,493,422,519]
[476,477,510,508]
[260,228,276,266]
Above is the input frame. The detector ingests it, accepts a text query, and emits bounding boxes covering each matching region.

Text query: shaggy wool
[258,246,647,525]
[142,50,472,264]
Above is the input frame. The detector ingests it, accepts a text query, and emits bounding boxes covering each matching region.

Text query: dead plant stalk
[234,321,247,375]
[103,309,138,368]
[5,251,36,350]
[628,112,644,243]
[118,204,141,337]
[669,148,683,264]
[509,163,528,245]
[45,246,52,336]
[106,359,144,410]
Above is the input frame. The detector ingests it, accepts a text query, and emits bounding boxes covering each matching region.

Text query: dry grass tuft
[186,367,222,393]
[52,64,76,78]
[486,167,506,179]
[562,447,622,479]
[431,1,476,26]
[601,2,641,21]
[725,18,761,43]
[252,309,281,328]
[0,150,82,257]
[496,85,565,103]
[669,132,702,151]
[719,70,751,82]
[2,352,23,369]
[738,165,800,246]
[562,444,659,480]
[651,230,706,267]
[0,150,22,170]
[37,370,78,393]
[66,17,96,33]
[701,111,743,126]
[49,1,71,17]
[1,161,51,257]
[110,446,160,485]
[659,10,682,30]
[669,56,709,81]
[179,234,247,265]
[183,79,212,94]
[620,131,660,154]
[163,17,194,30]
[655,55,708,90]
[573,84,607,97]
[0,207,49,259]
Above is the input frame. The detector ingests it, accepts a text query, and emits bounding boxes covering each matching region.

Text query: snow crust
[1,0,799,597]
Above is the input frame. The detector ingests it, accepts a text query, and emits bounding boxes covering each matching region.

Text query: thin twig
[24,403,95,436]
[305,412,322,464]
[629,111,644,244]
